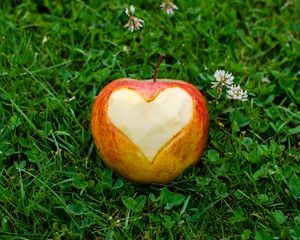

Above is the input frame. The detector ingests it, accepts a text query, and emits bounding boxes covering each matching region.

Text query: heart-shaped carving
[107,87,193,162]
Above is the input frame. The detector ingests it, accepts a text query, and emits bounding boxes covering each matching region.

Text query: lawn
[0,0,300,239]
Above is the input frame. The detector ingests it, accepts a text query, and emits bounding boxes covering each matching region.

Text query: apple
[91,58,209,184]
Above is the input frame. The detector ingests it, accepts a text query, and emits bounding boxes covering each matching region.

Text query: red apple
[91,77,209,184]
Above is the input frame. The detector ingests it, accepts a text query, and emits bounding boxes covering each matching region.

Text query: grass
[0,0,300,239]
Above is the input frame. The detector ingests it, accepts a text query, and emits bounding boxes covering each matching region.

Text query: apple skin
[91,78,209,184]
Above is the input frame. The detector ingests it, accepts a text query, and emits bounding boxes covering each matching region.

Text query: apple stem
[153,55,165,82]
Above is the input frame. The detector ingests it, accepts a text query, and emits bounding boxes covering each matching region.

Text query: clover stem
[153,55,165,82]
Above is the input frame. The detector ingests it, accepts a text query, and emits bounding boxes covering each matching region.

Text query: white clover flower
[124,16,144,32]
[160,0,178,15]
[211,70,234,92]
[227,84,248,101]
[124,5,144,32]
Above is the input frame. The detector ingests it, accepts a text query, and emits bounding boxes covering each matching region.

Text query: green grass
[0,0,300,239]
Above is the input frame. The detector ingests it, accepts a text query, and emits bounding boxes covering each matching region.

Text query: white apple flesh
[108,87,193,161]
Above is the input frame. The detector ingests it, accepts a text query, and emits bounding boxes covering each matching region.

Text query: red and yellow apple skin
[91,78,209,184]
